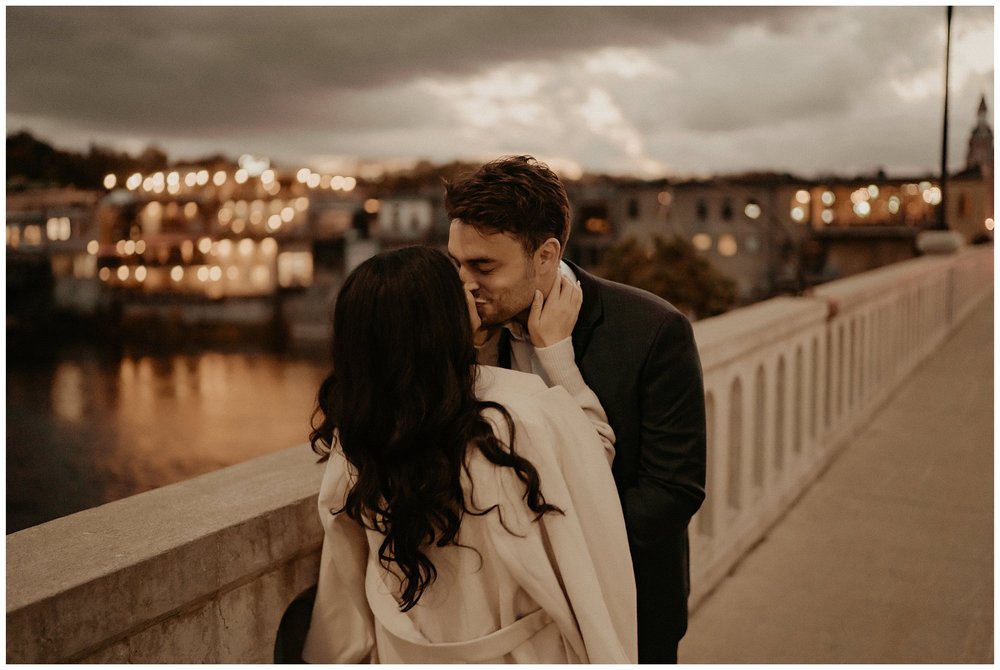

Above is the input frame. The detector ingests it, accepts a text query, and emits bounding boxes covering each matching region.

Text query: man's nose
[457,266,476,288]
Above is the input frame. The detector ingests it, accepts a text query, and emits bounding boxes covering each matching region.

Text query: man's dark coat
[500,262,707,663]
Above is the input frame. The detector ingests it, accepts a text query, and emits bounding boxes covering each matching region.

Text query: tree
[596,235,737,319]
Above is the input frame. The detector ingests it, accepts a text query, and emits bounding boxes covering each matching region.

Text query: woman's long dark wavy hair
[310,246,560,612]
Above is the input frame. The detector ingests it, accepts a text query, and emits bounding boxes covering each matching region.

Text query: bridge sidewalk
[680,295,994,663]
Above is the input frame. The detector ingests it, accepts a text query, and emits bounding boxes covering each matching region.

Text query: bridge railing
[6,245,993,662]
[688,245,993,605]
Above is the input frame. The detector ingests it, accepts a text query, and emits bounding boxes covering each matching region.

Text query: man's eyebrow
[449,253,497,266]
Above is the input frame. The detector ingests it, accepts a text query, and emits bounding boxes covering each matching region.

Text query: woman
[301,246,636,663]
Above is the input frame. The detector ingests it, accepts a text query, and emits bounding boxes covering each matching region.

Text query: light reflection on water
[7,347,330,534]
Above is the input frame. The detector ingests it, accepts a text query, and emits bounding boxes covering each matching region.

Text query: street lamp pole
[936,5,953,231]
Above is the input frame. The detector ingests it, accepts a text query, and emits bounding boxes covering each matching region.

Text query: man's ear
[534,237,562,270]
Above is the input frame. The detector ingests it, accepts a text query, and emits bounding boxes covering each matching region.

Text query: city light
[238,238,254,257]
[331,175,344,190]
[718,234,738,257]
[231,219,246,234]
[985,218,994,231]
[853,201,872,217]
[87,240,99,255]
[692,233,712,251]
[209,266,223,282]
[198,237,213,254]
[99,267,111,281]
[185,172,198,187]
[867,184,879,199]
[123,240,136,255]
[888,196,901,214]
[217,239,233,257]
[307,173,321,189]
[117,266,129,281]
[744,203,761,219]
[184,202,198,219]
[135,240,147,255]
[821,191,835,206]
[821,209,834,224]
[296,168,311,183]
[213,171,227,186]
[364,198,380,214]
[261,237,278,255]
[196,170,210,186]
[103,174,117,189]
[790,207,806,222]
[294,197,309,212]
[795,190,810,204]
[116,240,127,255]
[135,266,147,282]
[261,169,276,185]
[280,206,295,223]
[657,191,673,207]
[170,266,184,282]
[266,215,282,232]
[126,173,142,190]
[234,169,249,184]
[197,267,210,282]
[343,177,357,192]
[167,172,180,186]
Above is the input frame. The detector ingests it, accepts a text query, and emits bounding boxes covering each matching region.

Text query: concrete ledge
[6,444,325,662]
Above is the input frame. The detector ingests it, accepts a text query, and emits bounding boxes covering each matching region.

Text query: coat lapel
[565,260,604,365]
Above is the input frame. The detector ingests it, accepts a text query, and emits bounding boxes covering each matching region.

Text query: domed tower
[966,95,993,178]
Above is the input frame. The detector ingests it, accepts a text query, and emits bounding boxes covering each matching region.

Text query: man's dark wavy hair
[444,155,571,255]
[310,245,560,612]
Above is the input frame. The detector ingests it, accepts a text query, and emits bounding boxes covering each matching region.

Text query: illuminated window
[692,233,712,251]
[278,251,314,288]
[585,217,610,234]
[718,234,738,257]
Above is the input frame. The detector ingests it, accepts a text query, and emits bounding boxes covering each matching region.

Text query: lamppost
[934,5,953,231]
[917,5,964,253]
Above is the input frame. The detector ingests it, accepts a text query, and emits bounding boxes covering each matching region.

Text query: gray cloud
[5,5,992,177]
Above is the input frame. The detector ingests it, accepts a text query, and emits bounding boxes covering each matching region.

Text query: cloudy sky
[6,5,994,179]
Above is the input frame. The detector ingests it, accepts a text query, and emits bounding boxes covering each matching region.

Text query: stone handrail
[6,245,993,662]
[688,245,993,605]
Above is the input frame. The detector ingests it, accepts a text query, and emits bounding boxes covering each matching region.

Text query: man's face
[447,220,540,327]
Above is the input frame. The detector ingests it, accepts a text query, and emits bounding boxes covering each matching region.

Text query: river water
[6,344,331,533]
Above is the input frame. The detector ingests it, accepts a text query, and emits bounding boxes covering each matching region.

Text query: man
[445,156,706,664]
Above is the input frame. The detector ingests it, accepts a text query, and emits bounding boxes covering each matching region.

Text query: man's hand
[527,273,582,348]
[465,287,498,347]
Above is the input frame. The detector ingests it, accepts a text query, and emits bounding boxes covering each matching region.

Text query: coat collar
[563,259,604,363]
[497,260,605,368]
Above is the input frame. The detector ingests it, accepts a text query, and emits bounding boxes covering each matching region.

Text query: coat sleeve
[301,451,376,664]
[480,389,638,663]
[622,311,707,546]
[534,336,616,464]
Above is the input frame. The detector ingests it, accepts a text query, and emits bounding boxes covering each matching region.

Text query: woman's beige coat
[302,366,637,663]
